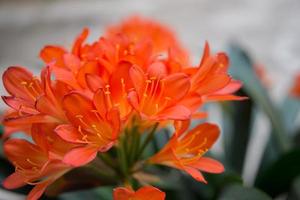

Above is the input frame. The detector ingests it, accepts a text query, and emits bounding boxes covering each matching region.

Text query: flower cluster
[1,16,245,200]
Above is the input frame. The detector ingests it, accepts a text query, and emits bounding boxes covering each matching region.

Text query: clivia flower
[113,186,165,200]
[2,66,68,137]
[2,123,75,200]
[0,15,246,200]
[55,92,121,166]
[149,123,224,183]
[105,16,190,66]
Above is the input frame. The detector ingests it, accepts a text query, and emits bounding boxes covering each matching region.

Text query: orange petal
[63,146,97,167]
[3,114,57,126]
[162,73,190,102]
[35,95,65,120]
[55,124,85,144]
[63,53,81,71]
[196,74,231,95]
[93,89,108,118]
[188,123,220,150]
[113,187,134,199]
[27,179,54,200]
[174,120,190,136]
[2,66,38,100]
[214,80,242,95]
[72,28,89,56]
[106,108,121,139]
[31,124,48,152]
[155,105,191,120]
[147,61,167,78]
[191,157,224,174]
[2,172,26,189]
[2,96,39,114]
[199,41,210,67]
[40,45,66,68]
[85,73,105,92]
[135,186,166,200]
[183,166,207,183]
[205,94,248,102]
[177,93,203,113]
[129,65,146,96]
[62,92,95,126]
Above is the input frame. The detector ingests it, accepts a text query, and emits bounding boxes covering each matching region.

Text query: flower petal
[40,45,66,68]
[183,166,207,183]
[135,186,166,200]
[3,66,40,100]
[162,73,190,102]
[27,179,54,200]
[113,187,134,199]
[155,105,191,120]
[55,124,85,144]
[191,157,224,174]
[63,146,97,167]
[2,172,26,189]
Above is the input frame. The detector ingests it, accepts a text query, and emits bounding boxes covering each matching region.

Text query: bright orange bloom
[128,64,191,120]
[106,16,190,66]
[55,92,120,166]
[186,42,244,102]
[113,186,165,200]
[2,66,68,133]
[291,73,300,97]
[149,123,224,183]
[3,123,74,200]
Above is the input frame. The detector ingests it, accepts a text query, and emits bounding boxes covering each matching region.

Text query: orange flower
[55,92,120,166]
[3,123,74,200]
[291,73,300,97]
[128,64,191,120]
[2,66,68,133]
[113,186,165,200]
[106,15,189,66]
[149,123,224,183]
[188,42,244,101]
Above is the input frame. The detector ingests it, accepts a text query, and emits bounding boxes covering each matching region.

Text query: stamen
[76,115,89,127]
[91,110,102,121]
[105,85,113,108]
[26,158,39,166]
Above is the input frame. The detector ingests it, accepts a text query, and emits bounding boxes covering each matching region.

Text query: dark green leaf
[45,165,117,197]
[255,148,300,197]
[287,175,300,200]
[228,44,291,152]
[223,89,254,174]
[218,184,271,200]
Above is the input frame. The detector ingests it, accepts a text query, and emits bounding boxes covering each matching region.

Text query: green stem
[137,123,159,159]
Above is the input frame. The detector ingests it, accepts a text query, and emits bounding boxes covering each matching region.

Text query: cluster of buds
[1,16,245,200]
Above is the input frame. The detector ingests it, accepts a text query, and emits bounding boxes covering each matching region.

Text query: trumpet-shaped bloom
[113,186,165,200]
[3,123,74,200]
[149,123,224,183]
[55,92,120,166]
[128,64,191,120]
[2,66,68,134]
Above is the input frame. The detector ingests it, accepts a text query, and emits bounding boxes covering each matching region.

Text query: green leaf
[281,97,300,134]
[45,165,116,197]
[287,175,300,200]
[255,148,300,197]
[218,184,271,200]
[58,186,113,200]
[222,89,254,174]
[228,44,291,152]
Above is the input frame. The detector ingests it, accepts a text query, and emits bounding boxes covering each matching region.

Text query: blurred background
[0,0,299,199]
